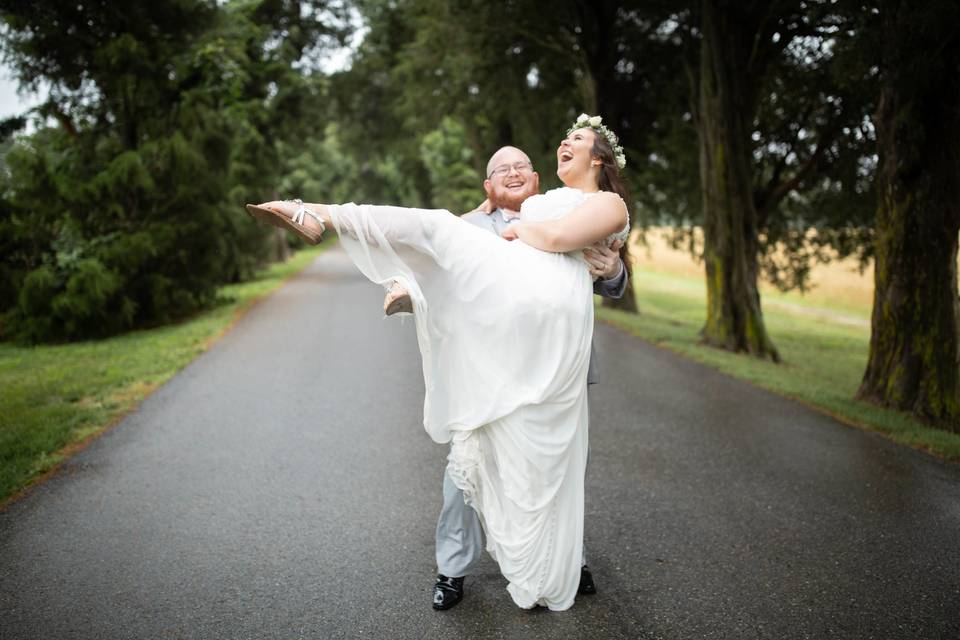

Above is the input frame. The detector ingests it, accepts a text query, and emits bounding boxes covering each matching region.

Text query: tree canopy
[1,0,956,429]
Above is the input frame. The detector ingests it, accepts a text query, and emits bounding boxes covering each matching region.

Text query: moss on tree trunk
[697,0,779,362]
[857,2,960,431]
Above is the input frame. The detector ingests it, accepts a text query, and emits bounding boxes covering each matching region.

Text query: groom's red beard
[491,196,523,212]
[490,190,533,212]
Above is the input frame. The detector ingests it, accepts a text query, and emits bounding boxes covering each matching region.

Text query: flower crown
[566,113,626,169]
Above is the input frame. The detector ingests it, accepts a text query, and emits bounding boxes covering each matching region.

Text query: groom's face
[483,147,539,212]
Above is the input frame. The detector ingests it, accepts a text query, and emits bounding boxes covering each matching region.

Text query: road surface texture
[2,247,959,639]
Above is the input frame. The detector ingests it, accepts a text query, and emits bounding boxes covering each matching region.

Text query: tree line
[1,0,957,431]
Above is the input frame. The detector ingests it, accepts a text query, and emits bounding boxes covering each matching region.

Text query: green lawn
[598,265,960,461]
[0,245,328,505]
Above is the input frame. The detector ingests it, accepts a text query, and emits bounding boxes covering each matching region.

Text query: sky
[0,1,366,122]
[0,68,44,119]
[0,24,364,122]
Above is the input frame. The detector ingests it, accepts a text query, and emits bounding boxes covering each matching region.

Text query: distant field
[633,228,874,318]
[596,229,960,461]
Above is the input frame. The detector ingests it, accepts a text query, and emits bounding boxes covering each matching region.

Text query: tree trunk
[856,2,960,430]
[697,0,779,361]
[273,227,291,262]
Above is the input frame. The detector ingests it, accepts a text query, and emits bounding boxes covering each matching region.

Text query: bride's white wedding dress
[327,186,629,610]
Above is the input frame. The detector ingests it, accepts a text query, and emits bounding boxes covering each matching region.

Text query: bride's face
[556,128,598,185]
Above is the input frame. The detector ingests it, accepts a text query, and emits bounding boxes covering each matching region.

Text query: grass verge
[0,244,329,506]
[597,265,960,462]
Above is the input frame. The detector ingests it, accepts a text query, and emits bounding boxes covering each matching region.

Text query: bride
[249,114,629,611]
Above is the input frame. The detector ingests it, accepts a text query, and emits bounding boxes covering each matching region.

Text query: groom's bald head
[486,146,531,178]
[484,146,539,211]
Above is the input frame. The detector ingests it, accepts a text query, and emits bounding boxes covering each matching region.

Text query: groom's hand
[584,239,623,280]
[472,198,493,214]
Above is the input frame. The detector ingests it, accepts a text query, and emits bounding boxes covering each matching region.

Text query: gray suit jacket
[460,208,627,384]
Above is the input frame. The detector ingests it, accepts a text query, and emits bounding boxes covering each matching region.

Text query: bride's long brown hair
[590,132,632,263]
[590,132,631,207]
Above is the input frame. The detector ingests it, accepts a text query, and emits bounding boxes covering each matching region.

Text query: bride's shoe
[246,199,325,245]
[384,281,413,316]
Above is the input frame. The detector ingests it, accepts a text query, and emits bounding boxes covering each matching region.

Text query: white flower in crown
[566,113,627,169]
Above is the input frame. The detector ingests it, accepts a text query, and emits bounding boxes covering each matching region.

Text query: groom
[424,145,627,610]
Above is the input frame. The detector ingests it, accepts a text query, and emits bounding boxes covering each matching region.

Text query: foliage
[0,0,943,359]
[0,0,348,342]
[419,117,482,212]
[636,3,877,294]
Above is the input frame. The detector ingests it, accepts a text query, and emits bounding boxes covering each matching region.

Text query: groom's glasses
[488,161,533,179]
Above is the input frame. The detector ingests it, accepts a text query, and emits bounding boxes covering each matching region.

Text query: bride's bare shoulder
[594,190,626,206]
[592,191,628,220]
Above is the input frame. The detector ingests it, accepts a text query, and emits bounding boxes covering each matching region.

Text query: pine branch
[759,124,836,214]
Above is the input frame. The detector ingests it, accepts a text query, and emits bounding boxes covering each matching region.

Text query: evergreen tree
[0,0,349,342]
[420,117,482,212]
[692,0,874,360]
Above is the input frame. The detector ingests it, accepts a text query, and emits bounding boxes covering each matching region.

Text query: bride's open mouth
[558,150,574,164]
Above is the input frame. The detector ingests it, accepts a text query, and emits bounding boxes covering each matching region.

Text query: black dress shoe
[432,574,465,610]
[578,565,597,595]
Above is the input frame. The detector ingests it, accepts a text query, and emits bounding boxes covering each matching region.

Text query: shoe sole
[246,204,323,245]
[384,293,414,316]
[432,595,463,611]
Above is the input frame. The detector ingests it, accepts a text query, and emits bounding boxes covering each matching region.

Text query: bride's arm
[505,192,627,253]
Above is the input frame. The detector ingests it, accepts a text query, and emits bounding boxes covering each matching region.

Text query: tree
[692,1,875,361]
[419,117,483,212]
[856,0,960,430]
[344,0,698,314]
[697,0,782,360]
[0,0,349,342]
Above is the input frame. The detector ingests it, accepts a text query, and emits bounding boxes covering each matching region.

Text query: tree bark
[856,2,960,431]
[697,0,779,361]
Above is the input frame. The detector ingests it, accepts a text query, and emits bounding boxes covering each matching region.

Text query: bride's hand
[501,224,521,241]
[474,198,493,214]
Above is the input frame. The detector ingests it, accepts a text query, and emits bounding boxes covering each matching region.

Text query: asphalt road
[2,247,959,640]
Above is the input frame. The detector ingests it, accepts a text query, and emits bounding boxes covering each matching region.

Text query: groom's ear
[483,179,494,197]
[531,172,540,191]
